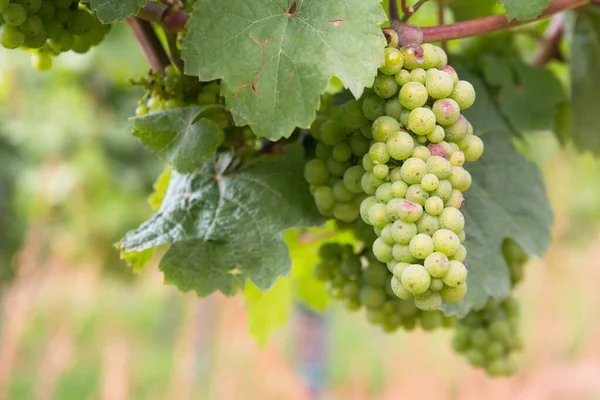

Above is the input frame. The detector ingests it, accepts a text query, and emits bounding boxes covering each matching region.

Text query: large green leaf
[567,10,600,155]
[480,55,566,133]
[131,107,223,173]
[181,0,387,140]
[117,145,325,296]
[87,0,146,23]
[442,70,553,316]
[500,0,550,22]
[244,278,291,346]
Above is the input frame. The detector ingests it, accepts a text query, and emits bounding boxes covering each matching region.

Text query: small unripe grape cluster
[0,0,110,70]
[452,240,528,376]
[304,100,372,223]
[359,40,482,311]
[132,65,222,116]
[313,223,455,333]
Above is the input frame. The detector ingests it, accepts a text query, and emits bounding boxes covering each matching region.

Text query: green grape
[343,165,365,194]
[449,166,472,192]
[391,262,409,277]
[389,167,402,182]
[369,142,390,165]
[431,179,453,202]
[405,184,429,206]
[3,4,27,26]
[444,115,469,143]
[304,159,329,185]
[426,68,454,99]
[392,243,418,263]
[341,100,369,129]
[399,81,428,110]
[54,0,74,9]
[407,107,436,136]
[401,264,431,295]
[386,130,414,161]
[394,69,411,86]
[48,29,74,51]
[360,286,387,309]
[432,229,461,257]
[380,223,395,245]
[375,182,393,202]
[449,150,465,166]
[471,328,490,349]
[450,80,476,110]
[362,154,374,172]
[399,107,411,127]
[333,180,354,202]
[0,25,25,48]
[400,46,422,70]
[392,199,423,222]
[391,220,417,244]
[361,172,383,195]
[428,142,452,159]
[430,278,444,291]
[415,213,439,236]
[424,196,444,216]
[400,157,427,184]
[462,135,484,162]
[326,157,349,177]
[439,207,465,234]
[423,252,449,277]
[410,68,427,84]
[409,233,434,259]
[368,203,390,227]
[373,237,394,262]
[348,131,370,157]
[420,43,440,69]
[412,145,431,161]
[332,142,351,162]
[360,196,380,224]
[489,320,511,343]
[457,230,466,244]
[384,27,399,48]
[20,15,43,36]
[420,173,439,191]
[443,260,467,287]
[54,8,71,23]
[314,186,335,211]
[440,283,466,303]
[427,125,445,143]
[372,115,401,142]
[135,104,149,116]
[30,51,52,70]
[416,135,428,145]
[439,65,458,83]
[0,0,8,13]
[432,98,460,126]
[361,95,386,120]
[340,257,361,279]
[452,327,470,352]
[384,97,403,121]
[372,164,389,180]
[466,349,485,367]
[379,47,404,75]
[391,180,408,198]
[363,261,389,286]
[426,156,452,179]
[320,120,346,145]
[373,74,399,99]
[415,291,442,311]
[310,115,328,139]
[67,9,93,35]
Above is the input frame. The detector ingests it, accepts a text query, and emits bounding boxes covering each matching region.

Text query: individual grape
[398,107,411,127]
[369,142,390,164]
[327,157,350,177]
[461,135,484,162]
[20,15,43,36]
[449,150,465,166]
[399,82,428,110]
[375,182,393,202]
[54,8,71,24]
[420,173,439,191]
[360,196,380,223]
[401,264,430,295]
[391,220,418,244]
[304,159,329,185]
[394,69,411,86]
[452,244,467,262]
[379,224,395,245]
[373,237,394,263]
[424,196,444,216]
[368,203,390,227]
[332,142,351,162]
[426,69,454,99]
[48,30,74,52]
[313,262,333,281]
[341,100,369,129]
[392,243,418,263]
[431,179,453,202]
[372,115,401,142]
[449,166,472,192]
[3,4,27,26]
[432,98,460,126]
[432,229,461,257]
[423,252,449,277]
[373,74,399,99]
[37,1,55,21]
[67,9,93,35]
[363,261,389,286]
[392,199,423,222]
[0,25,25,48]
[390,276,414,300]
[372,164,389,180]
[410,68,427,84]
[405,184,429,206]
[440,283,467,303]
[426,156,452,179]
[442,260,468,287]
[409,233,434,259]
[399,46,423,70]
[320,120,346,145]
[391,180,408,198]
[415,213,439,236]
[439,207,465,234]
[383,27,399,48]
[386,130,414,160]
[333,180,354,202]
[444,116,469,144]
[30,51,53,70]
[439,65,459,83]
[450,80,476,110]
[360,286,386,309]
[361,172,382,195]
[343,165,365,194]
[427,125,445,143]
[384,97,403,121]
[380,47,404,75]
[420,43,440,69]
[407,107,436,136]
[430,278,444,292]
[400,157,427,184]
[412,145,431,161]
[348,131,370,157]
[414,291,442,311]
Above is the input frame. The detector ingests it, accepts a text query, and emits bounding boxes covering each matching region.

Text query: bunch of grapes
[303,99,372,223]
[451,239,528,376]
[0,0,110,70]
[313,221,455,333]
[358,40,483,311]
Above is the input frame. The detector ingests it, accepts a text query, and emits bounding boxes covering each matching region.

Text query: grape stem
[421,0,589,42]
[389,1,400,24]
[532,14,565,67]
[126,17,171,73]
[136,0,590,42]
[402,0,431,22]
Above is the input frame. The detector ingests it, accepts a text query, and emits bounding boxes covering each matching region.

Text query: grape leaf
[131,106,224,174]
[449,0,498,21]
[499,0,550,22]
[117,145,326,297]
[181,0,387,140]
[566,10,600,154]
[147,167,172,211]
[244,278,291,346]
[442,70,553,317]
[86,0,146,23]
[480,55,566,133]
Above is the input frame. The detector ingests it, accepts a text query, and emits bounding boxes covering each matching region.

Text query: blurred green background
[1,15,600,400]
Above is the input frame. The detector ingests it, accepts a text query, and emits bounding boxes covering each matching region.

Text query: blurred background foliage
[0,7,600,400]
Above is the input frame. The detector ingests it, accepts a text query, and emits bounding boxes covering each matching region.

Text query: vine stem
[532,14,565,67]
[389,1,400,24]
[126,17,171,73]
[402,0,431,22]
[422,0,589,42]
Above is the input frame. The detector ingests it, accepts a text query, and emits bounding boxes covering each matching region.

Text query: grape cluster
[303,100,372,223]
[313,222,455,333]
[0,0,110,70]
[451,240,528,376]
[358,41,483,311]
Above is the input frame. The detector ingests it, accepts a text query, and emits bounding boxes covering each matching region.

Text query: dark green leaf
[442,71,553,317]
[87,0,146,23]
[500,0,550,22]
[131,107,223,174]
[449,0,498,21]
[117,145,326,297]
[568,11,600,154]
[181,0,387,140]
